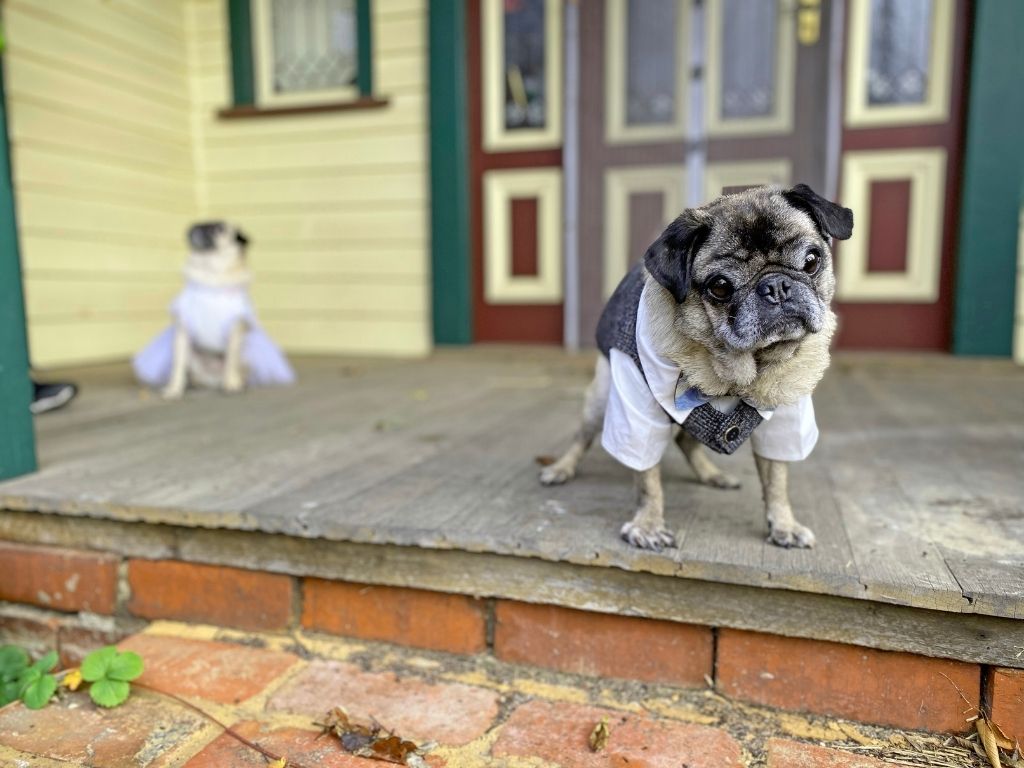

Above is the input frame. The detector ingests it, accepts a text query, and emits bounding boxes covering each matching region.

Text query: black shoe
[31,382,78,415]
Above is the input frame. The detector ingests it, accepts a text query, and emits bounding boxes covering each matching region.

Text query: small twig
[133,681,314,768]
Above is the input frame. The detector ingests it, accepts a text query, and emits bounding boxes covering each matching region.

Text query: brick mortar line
[483,597,497,650]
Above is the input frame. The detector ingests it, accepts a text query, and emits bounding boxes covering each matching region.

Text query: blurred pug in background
[133,221,295,398]
[540,185,853,551]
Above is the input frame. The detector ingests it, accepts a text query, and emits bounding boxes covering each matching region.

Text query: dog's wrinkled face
[186,221,249,275]
[645,184,853,353]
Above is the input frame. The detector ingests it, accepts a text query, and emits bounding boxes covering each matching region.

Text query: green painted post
[228,0,255,106]
[951,0,1024,355]
[0,57,37,480]
[356,0,373,96]
[429,0,472,344]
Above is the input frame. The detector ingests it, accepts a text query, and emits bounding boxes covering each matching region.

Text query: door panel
[467,0,563,343]
[833,0,969,349]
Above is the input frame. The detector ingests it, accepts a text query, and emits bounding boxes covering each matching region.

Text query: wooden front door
[466,0,564,343]
[832,0,970,349]
[575,0,834,339]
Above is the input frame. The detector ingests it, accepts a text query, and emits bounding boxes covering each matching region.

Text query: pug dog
[132,221,295,397]
[539,184,853,550]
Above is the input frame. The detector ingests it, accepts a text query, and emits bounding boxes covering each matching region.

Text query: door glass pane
[271,0,357,94]
[867,0,932,105]
[504,0,547,131]
[720,0,777,119]
[625,0,678,126]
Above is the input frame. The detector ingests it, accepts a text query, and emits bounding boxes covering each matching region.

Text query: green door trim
[0,53,38,480]
[951,0,1024,356]
[428,0,472,344]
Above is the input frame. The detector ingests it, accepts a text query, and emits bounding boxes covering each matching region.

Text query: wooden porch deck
[2,348,1023,665]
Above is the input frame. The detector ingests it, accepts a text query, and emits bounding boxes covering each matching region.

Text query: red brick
[988,667,1024,742]
[492,699,743,768]
[716,629,980,732]
[766,739,889,767]
[120,633,300,705]
[183,721,373,767]
[301,579,486,654]
[0,541,118,613]
[495,600,712,686]
[0,605,60,659]
[58,618,142,667]
[0,689,207,767]
[127,559,294,631]
[267,659,500,745]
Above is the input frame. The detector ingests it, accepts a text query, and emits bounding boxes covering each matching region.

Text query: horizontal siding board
[206,173,425,206]
[251,282,427,314]
[202,134,425,172]
[29,319,168,368]
[17,192,194,242]
[25,279,179,320]
[249,248,427,277]
[262,318,430,356]
[19,239,184,273]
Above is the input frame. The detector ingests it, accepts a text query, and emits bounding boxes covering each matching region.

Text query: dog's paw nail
[539,466,573,486]
[620,522,677,551]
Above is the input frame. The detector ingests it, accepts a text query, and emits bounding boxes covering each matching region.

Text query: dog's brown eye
[803,250,822,275]
[706,276,734,302]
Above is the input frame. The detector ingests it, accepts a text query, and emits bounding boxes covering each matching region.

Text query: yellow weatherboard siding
[187,0,430,356]
[4,0,196,367]
[5,0,430,366]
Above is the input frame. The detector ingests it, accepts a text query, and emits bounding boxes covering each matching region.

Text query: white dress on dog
[602,284,818,472]
[133,274,295,388]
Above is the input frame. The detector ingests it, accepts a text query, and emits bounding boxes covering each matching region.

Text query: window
[226,0,377,113]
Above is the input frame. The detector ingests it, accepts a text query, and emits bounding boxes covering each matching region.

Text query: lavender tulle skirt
[133,283,295,388]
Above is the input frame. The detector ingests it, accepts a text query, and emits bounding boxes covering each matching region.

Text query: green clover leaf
[0,646,29,681]
[89,678,130,708]
[20,674,57,710]
[106,651,143,682]
[81,646,118,682]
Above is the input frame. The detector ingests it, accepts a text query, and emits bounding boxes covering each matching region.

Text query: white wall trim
[603,164,685,298]
[844,0,954,128]
[704,0,795,137]
[484,168,563,304]
[604,0,689,145]
[482,0,563,152]
[837,148,946,303]
[703,159,791,204]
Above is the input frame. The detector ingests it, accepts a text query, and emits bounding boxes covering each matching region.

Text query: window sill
[217,96,390,119]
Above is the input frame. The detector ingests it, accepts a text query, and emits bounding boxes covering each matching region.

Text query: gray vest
[596,265,762,455]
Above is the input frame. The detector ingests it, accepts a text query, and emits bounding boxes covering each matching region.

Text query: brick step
[0,622,1006,767]
[1,539,1022,740]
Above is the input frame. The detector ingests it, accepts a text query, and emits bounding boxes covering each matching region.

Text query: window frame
[226,0,377,114]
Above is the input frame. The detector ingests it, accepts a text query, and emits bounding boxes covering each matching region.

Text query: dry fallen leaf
[268,759,287,768]
[978,718,1003,768]
[317,707,432,767]
[588,718,610,752]
[62,668,83,692]
[534,455,556,466]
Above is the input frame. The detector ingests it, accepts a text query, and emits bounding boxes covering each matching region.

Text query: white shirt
[601,284,819,471]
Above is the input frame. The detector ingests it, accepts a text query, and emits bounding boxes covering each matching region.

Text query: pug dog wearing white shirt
[540,184,853,551]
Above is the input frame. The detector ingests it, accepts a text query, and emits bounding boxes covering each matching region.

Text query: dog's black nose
[757,274,793,305]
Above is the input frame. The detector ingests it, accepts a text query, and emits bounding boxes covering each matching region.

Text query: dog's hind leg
[539,355,610,486]
[620,465,676,550]
[161,324,190,400]
[675,431,741,489]
[754,453,815,548]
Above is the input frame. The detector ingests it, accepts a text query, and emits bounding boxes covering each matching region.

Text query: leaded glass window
[867,0,932,105]
[269,0,357,95]
[720,0,777,119]
[625,0,679,126]
[504,0,547,130]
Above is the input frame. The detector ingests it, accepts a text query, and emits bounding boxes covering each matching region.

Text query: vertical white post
[824,0,845,200]
[562,0,581,350]
[687,0,707,207]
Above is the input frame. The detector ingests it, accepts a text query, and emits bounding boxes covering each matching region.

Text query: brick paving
[0,622,1005,767]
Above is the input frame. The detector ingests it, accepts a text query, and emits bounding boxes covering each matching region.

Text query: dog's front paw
[620,521,677,551]
[161,385,185,400]
[701,470,741,490]
[768,521,816,548]
[222,374,245,394]
[539,463,574,486]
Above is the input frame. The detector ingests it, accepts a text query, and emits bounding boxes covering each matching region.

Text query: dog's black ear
[235,229,249,247]
[783,184,854,240]
[187,223,216,251]
[643,211,709,303]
